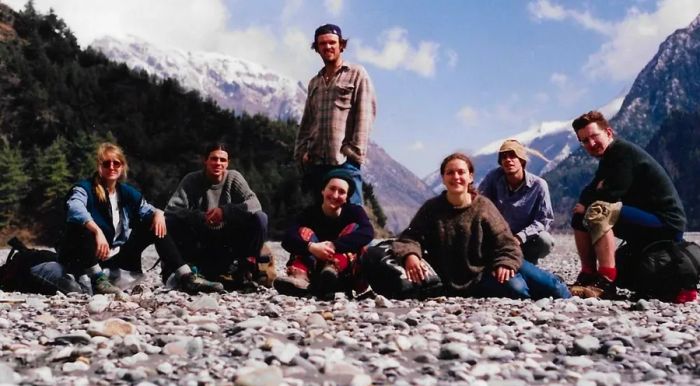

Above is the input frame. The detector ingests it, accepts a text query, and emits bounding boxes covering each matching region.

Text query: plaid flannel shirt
[295,62,376,166]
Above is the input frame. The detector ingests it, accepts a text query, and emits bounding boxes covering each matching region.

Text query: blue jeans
[29,262,85,294]
[471,261,571,300]
[303,161,363,205]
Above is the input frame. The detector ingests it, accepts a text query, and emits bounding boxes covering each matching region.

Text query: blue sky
[6,0,700,177]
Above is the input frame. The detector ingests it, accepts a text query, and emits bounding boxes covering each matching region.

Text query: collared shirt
[295,62,376,166]
[479,167,554,242]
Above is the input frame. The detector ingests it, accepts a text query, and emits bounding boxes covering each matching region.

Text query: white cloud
[549,72,568,88]
[282,0,304,21]
[354,27,439,77]
[529,0,700,81]
[528,0,566,21]
[528,0,613,34]
[324,0,344,16]
[456,106,479,127]
[446,49,459,68]
[407,141,425,151]
[584,0,700,81]
[549,72,587,107]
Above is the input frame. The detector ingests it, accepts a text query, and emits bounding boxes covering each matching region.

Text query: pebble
[0,237,699,385]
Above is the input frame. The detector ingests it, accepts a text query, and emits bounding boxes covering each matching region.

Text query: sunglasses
[101,160,123,168]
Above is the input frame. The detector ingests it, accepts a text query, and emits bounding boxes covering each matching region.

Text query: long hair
[440,152,478,195]
[94,143,128,202]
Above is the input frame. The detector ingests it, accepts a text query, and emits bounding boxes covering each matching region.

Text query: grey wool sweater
[392,192,523,294]
[165,170,262,229]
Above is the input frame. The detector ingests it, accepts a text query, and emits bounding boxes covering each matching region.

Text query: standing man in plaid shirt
[295,23,377,205]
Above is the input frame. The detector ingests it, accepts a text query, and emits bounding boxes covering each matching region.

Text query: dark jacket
[579,138,686,233]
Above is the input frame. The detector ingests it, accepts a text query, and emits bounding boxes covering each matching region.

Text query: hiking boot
[572,271,598,286]
[179,273,225,294]
[93,274,122,295]
[569,275,617,299]
[317,264,340,295]
[273,269,310,297]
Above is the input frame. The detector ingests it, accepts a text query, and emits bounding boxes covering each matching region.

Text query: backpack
[361,240,443,299]
[616,239,700,299]
[1,237,62,294]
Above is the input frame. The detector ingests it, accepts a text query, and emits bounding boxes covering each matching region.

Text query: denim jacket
[65,179,155,248]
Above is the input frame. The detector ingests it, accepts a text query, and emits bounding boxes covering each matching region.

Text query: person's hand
[302,152,310,165]
[151,210,166,238]
[309,241,335,261]
[205,207,224,227]
[405,254,427,283]
[493,266,515,284]
[94,230,110,261]
[514,234,523,245]
[573,203,586,215]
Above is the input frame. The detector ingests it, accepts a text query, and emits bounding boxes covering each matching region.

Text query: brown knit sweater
[392,192,523,294]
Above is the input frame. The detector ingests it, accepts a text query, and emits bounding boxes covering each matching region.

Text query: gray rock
[574,336,600,354]
[235,366,283,386]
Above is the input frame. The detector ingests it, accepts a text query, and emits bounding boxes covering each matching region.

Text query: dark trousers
[166,211,268,280]
[58,221,187,276]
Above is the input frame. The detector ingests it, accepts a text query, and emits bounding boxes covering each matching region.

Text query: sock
[597,266,617,282]
[332,253,350,272]
[674,289,697,304]
[86,264,102,278]
[175,265,192,278]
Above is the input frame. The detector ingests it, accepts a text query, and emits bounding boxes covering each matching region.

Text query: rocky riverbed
[1,234,699,386]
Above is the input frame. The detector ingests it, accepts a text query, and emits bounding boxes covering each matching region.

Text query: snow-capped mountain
[423,96,624,194]
[91,35,307,121]
[91,35,432,233]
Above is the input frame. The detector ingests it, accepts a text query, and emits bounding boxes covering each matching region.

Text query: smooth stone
[0,363,19,383]
[580,371,621,386]
[574,336,600,354]
[186,337,204,358]
[28,367,53,384]
[235,366,283,386]
[187,295,219,311]
[62,361,90,373]
[414,353,438,364]
[88,318,137,337]
[374,295,393,308]
[236,316,270,329]
[325,361,365,376]
[564,356,595,368]
[439,343,480,361]
[351,374,373,386]
[87,295,110,314]
[471,362,501,377]
[156,362,173,375]
[25,297,47,310]
[306,313,328,328]
[35,313,56,325]
[271,343,299,364]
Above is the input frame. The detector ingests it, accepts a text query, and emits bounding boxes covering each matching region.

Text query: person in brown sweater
[389,152,570,299]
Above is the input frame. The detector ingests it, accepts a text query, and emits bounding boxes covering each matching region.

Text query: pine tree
[0,139,30,226]
[32,137,72,212]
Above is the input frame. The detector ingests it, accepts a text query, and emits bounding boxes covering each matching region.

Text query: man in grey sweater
[165,143,267,286]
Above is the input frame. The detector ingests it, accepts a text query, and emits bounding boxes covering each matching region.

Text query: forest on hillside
[0,3,386,243]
